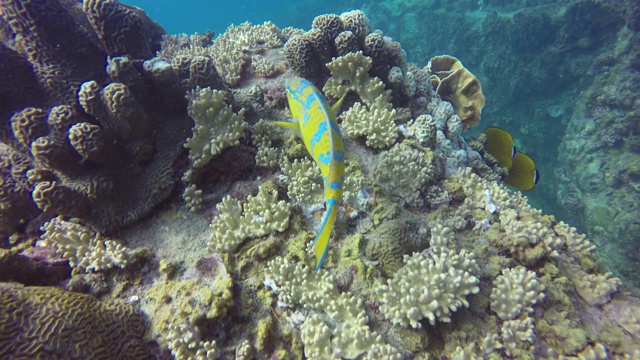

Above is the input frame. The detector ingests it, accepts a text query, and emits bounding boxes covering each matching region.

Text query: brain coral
[0,282,152,359]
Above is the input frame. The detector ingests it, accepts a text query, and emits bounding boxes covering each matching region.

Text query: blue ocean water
[124,0,357,36]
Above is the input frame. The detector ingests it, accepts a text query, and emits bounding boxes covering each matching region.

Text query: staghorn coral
[377,248,480,328]
[38,216,130,275]
[209,183,291,253]
[0,282,152,359]
[184,87,247,168]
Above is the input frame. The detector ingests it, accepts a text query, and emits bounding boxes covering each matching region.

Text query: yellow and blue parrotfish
[273,76,345,271]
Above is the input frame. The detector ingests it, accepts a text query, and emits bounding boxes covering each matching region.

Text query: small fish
[505,152,540,191]
[482,126,539,191]
[483,126,516,168]
[273,77,346,271]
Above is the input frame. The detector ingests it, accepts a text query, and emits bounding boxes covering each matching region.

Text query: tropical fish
[482,126,540,191]
[505,152,540,191]
[273,77,346,271]
[482,126,516,168]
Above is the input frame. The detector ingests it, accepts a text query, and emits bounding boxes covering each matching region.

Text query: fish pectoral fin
[272,120,302,138]
[272,120,299,129]
[330,92,348,115]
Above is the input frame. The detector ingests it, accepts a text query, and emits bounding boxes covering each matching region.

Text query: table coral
[0,282,152,359]
[184,87,247,168]
[377,248,480,328]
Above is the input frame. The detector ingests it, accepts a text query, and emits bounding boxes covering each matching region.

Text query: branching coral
[340,98,398,148]
[376,142,434,206]
[166,324,219,360]
[39,216,130,274]
[184,87,247,168]
[209,183,291,253]
[323,51,389,107]
[377,248,480,328]
[278,157,323,207]
[264,257,401,358]
[490,266,546,320]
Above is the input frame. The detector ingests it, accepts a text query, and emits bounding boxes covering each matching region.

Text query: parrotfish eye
[341,79,352,87]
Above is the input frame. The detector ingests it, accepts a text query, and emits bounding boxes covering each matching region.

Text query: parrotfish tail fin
[312,202,339,271]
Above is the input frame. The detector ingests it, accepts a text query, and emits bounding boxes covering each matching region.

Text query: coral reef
[208,183,291,253]
[2,3,640,360]
[38,216,130,275]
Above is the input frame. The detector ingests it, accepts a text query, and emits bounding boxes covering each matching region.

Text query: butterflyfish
[482,126,540,191]
[504,152,540,191]
[273,77,346,271]
[482,126,516,168]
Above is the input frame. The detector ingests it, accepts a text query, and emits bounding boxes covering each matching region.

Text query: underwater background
[125,0,640,287]
[1,0,640,358]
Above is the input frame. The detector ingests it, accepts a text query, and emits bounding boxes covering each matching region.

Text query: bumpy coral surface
[3,4,640,360]
[0,283,152,359]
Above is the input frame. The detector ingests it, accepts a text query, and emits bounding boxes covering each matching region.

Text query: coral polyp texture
[0,282,152,359]
[2,3,640,360]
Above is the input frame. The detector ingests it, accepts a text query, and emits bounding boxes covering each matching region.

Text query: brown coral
[0,0,194,233]
[428,55,485,131]
[0,283,153,359]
